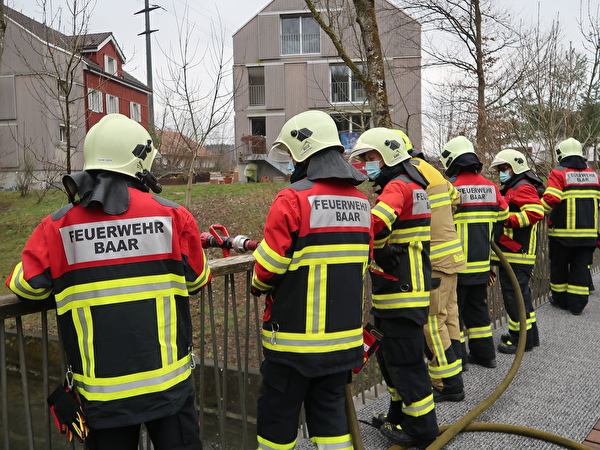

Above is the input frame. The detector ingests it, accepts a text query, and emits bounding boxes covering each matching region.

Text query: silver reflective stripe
[12,265,51,299]
[79,362,190,395]
[372,203,395,224]
[311,265,323,334]
[403,396,434,415]
[160,296,174,365]
[56,279,187,310]
[255,245,290,272]
[290,248,369,266]
[261,333,360,348]
[76,308,92,375]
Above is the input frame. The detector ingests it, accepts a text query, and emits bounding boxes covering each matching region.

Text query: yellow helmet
[269,110,344,162]
[490,149,530,174]
[350,127,410,166]
[440,136,475,169]
[556,138,583,161]
[392,129,413,151]
[83,114,156,178]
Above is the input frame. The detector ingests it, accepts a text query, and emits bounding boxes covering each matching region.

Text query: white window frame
[130,102,142,122]
[106,94,119,114]
[59,124,67,144]
[87,88,103,113]
[281,15,320,55]
[104,55,117,75]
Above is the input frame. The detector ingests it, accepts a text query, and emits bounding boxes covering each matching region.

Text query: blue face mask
[287,160,295,174]
[365,160,382,180]
[499,170,511,184]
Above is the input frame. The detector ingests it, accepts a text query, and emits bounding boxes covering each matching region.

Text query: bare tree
[0,0,6,69]
[157,4,233,209]
[305,0,392,127]
[10,0,93,178]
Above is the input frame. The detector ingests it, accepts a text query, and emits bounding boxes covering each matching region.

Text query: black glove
[374,244,406,273]
[251,286,264,297]
[47,384,88,442]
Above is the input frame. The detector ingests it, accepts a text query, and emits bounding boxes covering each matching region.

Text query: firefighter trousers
[256,360,353,450]
[457,283,495,361]
[549,240,595,314]
[375,316,438,441]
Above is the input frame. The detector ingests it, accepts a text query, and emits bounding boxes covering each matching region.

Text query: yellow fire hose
[385,242,591,450]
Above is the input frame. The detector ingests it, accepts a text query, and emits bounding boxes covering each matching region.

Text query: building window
[331,64,366,103]
[88,89,103,113]
[331,114,371,134]
[106,94,119,114]
[281,16,320,55]
[59,125,67,144]
[248,67,265,106]
[130,102,142,122]
[105,55,117,75]
[251,117,266,136]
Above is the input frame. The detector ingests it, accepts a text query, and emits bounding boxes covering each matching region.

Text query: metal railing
[1,223,598,449]
[249,85,265,107]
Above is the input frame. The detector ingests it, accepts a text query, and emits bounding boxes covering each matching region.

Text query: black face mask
[290,161,308,183]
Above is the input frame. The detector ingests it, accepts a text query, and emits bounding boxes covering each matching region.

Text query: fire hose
[418,242,590,450]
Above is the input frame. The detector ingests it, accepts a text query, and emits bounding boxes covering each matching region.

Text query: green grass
[0,183,287,296]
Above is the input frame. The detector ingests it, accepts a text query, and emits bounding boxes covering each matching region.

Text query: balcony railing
[331,81,367,104]
[281,33,320,55]
[0,221,596,449]
[249,85,265,107]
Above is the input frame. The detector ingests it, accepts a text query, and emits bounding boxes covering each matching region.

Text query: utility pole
[135,1,159,133]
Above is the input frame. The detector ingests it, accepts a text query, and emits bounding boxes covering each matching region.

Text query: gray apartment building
[233,0,422,182]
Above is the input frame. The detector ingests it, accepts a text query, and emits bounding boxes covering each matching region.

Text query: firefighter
[542,138,600,315]
[5,114,212,449]
[252,110,372,450]
[395,130,467,402]
[490,149,545,353]
[350,127,438,449]
[439,136,508,368]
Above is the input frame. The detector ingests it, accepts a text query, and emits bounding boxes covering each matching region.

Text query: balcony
[331,81,367,104]
[249,85,265,107]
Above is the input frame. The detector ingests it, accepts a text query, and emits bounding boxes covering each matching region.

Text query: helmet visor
[268,142,292,162]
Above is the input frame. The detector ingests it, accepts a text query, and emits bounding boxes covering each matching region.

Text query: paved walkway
[297,271,600,449]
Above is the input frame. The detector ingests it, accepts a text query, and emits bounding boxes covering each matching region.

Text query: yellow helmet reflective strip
[430,238,463,260]
[428,359,462,379]
[254,241,292,274]
[402,393,435,417]
[371,291,429,309]
[288,244,370,270]
[467,326,493,339]
[261,327,362,353]
[257,435,297,450]
[372,202,397,230]
[8,262,53,300]
[550,282,568,293]
[74,357,191,401]
[54,274,189,314]
[311,433,353,449]
[187,264,211,293]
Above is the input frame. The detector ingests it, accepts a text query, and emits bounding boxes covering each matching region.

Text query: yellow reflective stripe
[428,359,462,379]
[254,241,291,274]
[563,189,600,198]
[428,192,451,208]
[75,357,191,401]
[508,318,532,332]
[467,326,493,339]
[74,307,94,378]
[388,226,430,243]
[372,202,397,229]
[427,314,447,365]
[548,228,598,238]
[491,252,536,265]
[8,262,53,300]
[55,274,189,314]
[430,238,463,260]
[567,284,589,296]
[156,296,176,366]
[311,434,353,449]
[410,242,424,291]
[372,291,429,309]
[550,282,567,293]
[252,273,273,291]
[512,203,544,228]
[289,244,370,269]
[454,211,503,222]
[403,393,435,417]
[388,386,402,402]
[187,263,211,292]
[258,435,296,450]
[262,328,363,353]
[305,265,327,334]
[544,186,563,200]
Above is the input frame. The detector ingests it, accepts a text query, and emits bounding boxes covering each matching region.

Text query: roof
[156,130,216,157]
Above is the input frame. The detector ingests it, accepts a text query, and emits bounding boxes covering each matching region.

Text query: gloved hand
[373,244,406,273]
[47,384,88,442]
[251,286,264,297]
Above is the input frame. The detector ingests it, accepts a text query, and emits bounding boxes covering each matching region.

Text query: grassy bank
[0,182,286,296]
